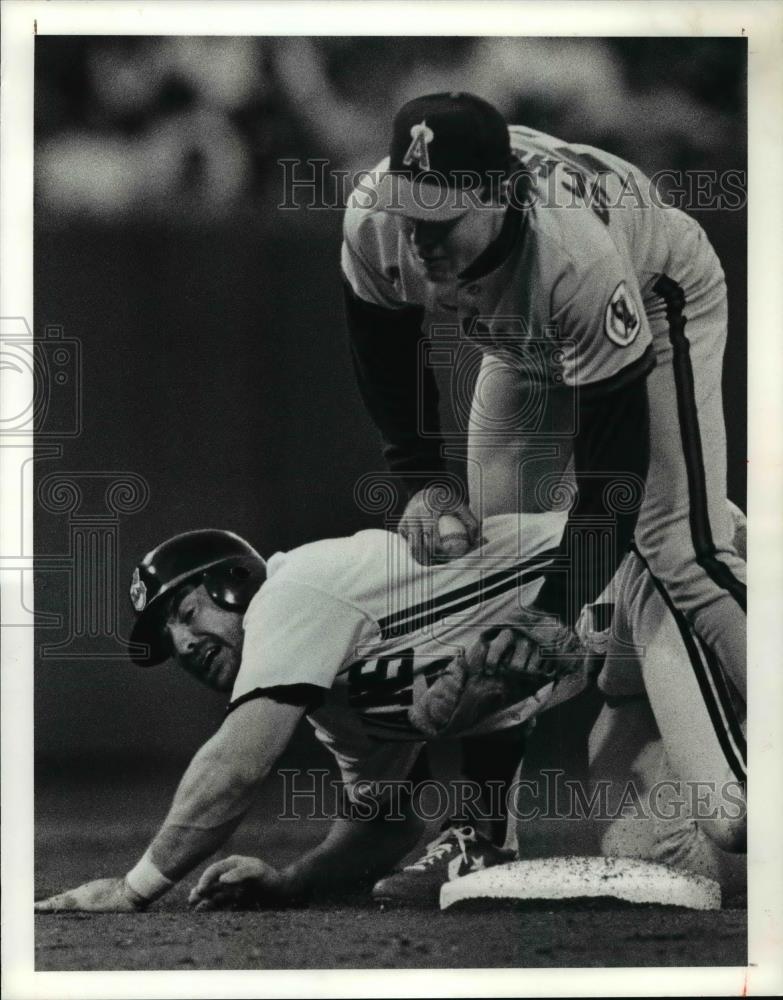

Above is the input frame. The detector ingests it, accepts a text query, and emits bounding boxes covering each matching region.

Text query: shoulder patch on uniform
[605,282,641,347]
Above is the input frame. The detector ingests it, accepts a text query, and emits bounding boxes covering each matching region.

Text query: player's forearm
[134,698,304,895]
[515,386,576,515]
[511,439,574,514]
[280,812,424,899]
[143,739,268,883]
[534,377,651,624]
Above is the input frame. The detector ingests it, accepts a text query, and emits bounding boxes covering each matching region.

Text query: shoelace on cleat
[404,825,477,871]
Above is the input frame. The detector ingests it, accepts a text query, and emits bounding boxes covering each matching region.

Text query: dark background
[33,37,747,776]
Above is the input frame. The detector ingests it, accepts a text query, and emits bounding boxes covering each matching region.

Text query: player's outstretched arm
[33,878,147,913]
[190,804,425,910]
[34,697,305,913]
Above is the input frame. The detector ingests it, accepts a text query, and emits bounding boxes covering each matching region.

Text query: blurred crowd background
[37,36,745,224]
[33,37,746,772]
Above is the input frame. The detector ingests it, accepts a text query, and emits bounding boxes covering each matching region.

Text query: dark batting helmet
[128,529,266,666]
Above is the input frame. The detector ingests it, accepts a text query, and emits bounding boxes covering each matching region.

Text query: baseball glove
[408,608,585,739]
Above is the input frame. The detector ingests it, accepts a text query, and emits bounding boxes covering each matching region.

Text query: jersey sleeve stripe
[576,342,656,400]
[379,558,554,641]
[652,274,747,612]
[226,684,326,716]
[377,550,556,634]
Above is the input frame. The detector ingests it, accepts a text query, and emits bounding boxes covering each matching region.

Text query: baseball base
[440,856,722,911]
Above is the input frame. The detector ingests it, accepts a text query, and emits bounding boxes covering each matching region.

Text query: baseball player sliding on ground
[342,92,746,890]
[35,514,744,914]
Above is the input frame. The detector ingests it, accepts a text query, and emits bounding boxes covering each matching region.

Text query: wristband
[125,851,175,902]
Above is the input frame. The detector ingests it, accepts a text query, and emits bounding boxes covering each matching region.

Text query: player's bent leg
[460,727,528,846]
[636,276,746,701]
[615,553,746,854]
[514,687,604,860]
[588,696,746,896]
[370,734,521,906]
[636,522,746,707]
[588,694,660,862]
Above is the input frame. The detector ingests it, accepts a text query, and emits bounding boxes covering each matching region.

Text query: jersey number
[347,649,451,712]
[524,148,611,226]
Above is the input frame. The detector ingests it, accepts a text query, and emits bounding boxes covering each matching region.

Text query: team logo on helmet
[605,282,640,346]
[403,120,434,170]
[130,567,147,612]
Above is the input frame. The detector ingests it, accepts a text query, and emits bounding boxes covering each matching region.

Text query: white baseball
[437,514,470,558]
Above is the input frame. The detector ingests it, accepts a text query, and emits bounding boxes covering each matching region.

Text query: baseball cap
[375,92,512,221]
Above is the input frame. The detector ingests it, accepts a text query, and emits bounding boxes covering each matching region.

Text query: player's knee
[634,536,695,592]
[697,811,746,854]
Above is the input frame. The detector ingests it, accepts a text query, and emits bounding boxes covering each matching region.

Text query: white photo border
[2,2,781,997]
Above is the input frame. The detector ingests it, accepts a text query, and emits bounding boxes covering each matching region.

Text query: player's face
[402,206,504,283]
[166,584,244,693]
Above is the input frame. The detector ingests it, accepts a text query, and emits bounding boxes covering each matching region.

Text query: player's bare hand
[468,612,584,687]
[399,487,480,565]
[34,877,146,913]
[189,855,286,911]
[465,626,540,679]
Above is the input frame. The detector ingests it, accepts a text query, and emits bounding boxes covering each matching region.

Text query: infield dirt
[35,764,746,971]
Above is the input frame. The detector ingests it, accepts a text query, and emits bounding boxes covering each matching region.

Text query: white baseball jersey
[229,512,589,798]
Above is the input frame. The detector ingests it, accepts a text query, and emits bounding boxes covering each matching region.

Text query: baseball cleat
[372,825,515,906]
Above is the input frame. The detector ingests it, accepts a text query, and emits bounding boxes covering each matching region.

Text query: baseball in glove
[408,608,585,739]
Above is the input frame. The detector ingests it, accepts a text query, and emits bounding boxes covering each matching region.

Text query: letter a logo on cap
[130,567,147,612]
[403,120,434,170]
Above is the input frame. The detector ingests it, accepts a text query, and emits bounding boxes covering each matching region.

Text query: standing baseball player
[342,92,746,888]
[34,513,744,914]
